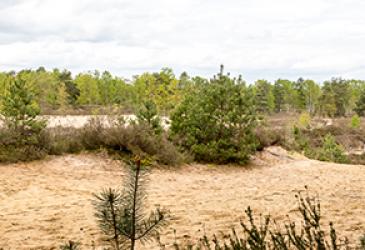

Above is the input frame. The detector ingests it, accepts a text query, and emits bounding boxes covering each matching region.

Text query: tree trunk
[130,159,141,250]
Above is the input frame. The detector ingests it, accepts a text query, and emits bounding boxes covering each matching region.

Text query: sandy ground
[0,115,171,129]
[0,147,364,249]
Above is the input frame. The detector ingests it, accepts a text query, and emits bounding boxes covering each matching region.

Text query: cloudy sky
[0,0,364,82]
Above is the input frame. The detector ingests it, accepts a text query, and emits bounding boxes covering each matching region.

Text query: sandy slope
[0,147,364,249]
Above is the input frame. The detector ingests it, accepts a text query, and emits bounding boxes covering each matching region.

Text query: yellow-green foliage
[297,112,311,129]
[350,114,361,129]
[318,133,348,163]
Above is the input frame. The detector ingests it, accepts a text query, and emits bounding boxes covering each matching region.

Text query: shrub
[297,112,311,129]
[78,117,106,151]
[170,65,258,164]
[350,114,361,129]
[254,126,284,151]
[0,115,182,165]
[292,125,310,150]
[0,142,47,162]
[136,100,163,135]
[105,122,183,165]
[43,127,83,155]
[0,77,47,162]
[317,133,349,163]
[77,116,183,165]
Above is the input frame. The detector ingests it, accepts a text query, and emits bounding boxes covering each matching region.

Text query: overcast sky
[0,0,364,82]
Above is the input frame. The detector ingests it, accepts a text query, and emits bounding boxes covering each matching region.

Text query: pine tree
[254,79,274,113]
[136,100,163,135]
[273,79,295,112]
[354,89,365,116]
[331,78,351,116]
[319,82,336,117]
[93,158,169,250]
[273,79,285,112]
[170,65,258,164]
[57,69,80,106]
[1,76,46,144]
[303,79,321,115]
[294,78,307,111]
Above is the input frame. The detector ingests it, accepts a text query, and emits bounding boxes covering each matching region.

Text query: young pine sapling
[93,158,169,250]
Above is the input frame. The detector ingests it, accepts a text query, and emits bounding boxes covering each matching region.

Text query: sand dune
[0,147,364,249]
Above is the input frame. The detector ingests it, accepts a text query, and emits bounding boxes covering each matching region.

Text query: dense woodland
[1,66,365,116]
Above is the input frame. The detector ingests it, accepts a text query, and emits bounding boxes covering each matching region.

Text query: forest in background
[1,67,365,249]
[1,65,365,166]
[1,66,365,117]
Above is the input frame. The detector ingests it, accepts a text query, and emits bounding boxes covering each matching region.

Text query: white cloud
[0,0,364,82]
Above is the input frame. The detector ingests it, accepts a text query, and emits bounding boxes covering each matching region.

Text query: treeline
[0,67,184,114]
[1,66,365,116]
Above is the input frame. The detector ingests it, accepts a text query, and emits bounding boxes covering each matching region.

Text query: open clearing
[0,147,364,249]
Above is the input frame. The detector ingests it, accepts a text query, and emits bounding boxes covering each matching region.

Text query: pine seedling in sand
[93,157,169,250]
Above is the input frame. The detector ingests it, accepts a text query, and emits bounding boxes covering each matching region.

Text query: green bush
[317,133,349,163]
[293,125,310,150]
[0,126,48,163]
[0,143,47,163]
[136,100,163,135]
[350,114,361,129]
[297,112,311,129]
[0,76,48,163]
[170,66,258,164]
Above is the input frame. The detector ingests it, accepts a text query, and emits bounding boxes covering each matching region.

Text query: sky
[0,0,364,82]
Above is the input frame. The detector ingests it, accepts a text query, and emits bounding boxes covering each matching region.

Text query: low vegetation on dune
[2,66,365,165]
[0,66,365,248]
[1,66,261,165]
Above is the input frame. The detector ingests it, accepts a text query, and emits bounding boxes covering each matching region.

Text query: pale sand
[0,147,364,249]
[0,115,171,129]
